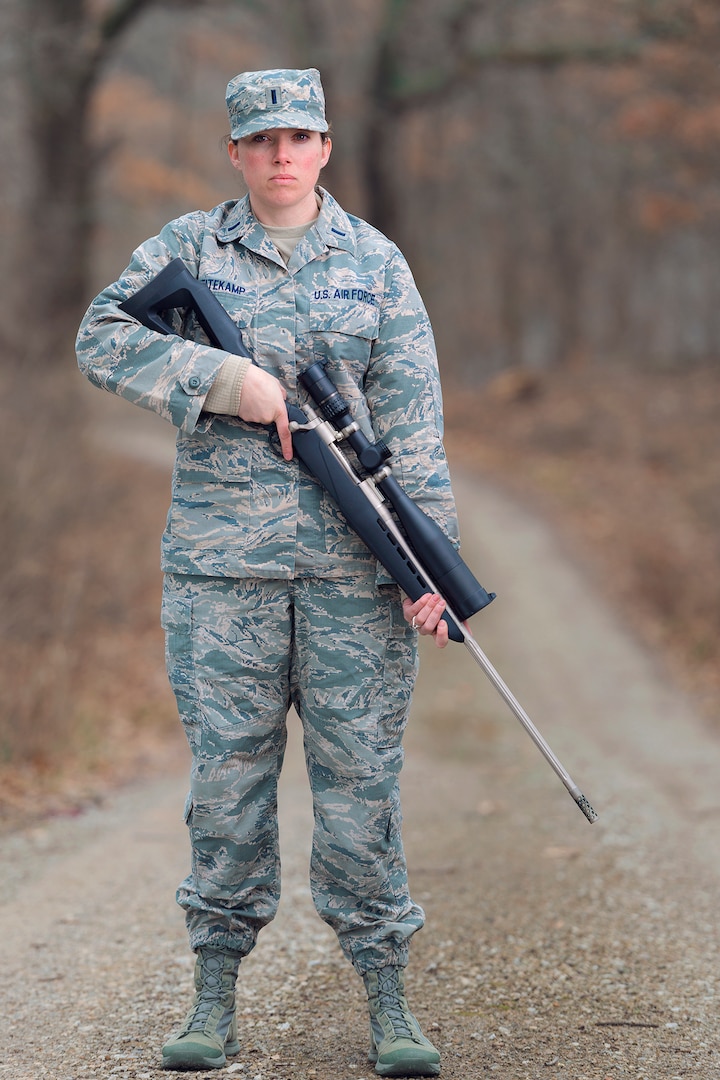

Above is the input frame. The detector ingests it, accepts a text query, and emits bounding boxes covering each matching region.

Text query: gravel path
[2,469,719,1079]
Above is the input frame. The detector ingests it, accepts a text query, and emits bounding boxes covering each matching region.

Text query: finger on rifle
[405,593,446,633]
[433,616,449,649]
[424,594,444,622]
[238,367,294,460]
[402,597,417,623]
[403,594,431,626]
[425,596,449,648]
[408,594,450,649]
[275,402,294,461]
[423,593,447,634]
[405,593,438,619]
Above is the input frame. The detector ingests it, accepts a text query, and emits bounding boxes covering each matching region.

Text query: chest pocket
[308,299,380,377]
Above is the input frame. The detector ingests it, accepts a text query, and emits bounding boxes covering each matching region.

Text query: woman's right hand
[238,365,293,460]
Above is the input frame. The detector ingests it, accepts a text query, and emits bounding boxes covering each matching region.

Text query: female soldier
[77,68,455,1077]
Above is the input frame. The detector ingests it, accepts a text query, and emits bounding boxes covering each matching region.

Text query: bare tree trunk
[23,58,96,362]
[0,0,31,361]
[11,0,160,363]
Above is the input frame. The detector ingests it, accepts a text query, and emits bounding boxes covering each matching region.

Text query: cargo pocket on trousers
[378,585,419,749]
[161,593,200,752]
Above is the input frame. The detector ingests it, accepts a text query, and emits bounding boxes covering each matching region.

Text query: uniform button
[188,376,201,389]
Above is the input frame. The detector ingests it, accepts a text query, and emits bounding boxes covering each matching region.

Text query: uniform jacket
[76,188,459,581]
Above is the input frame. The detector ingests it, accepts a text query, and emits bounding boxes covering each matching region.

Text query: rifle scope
[300,361,496,622]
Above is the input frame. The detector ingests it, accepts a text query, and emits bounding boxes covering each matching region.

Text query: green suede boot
[161,947,241,1071]
[363,966,441,1077]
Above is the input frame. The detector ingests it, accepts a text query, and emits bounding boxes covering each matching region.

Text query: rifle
[120,258,598,824]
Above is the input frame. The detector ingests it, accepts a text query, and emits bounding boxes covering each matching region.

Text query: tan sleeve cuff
[203,355,252,415]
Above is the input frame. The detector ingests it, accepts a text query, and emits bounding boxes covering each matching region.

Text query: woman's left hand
[403,593,449,649]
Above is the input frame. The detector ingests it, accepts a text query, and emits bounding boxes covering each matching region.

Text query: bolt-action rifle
[120,258,597,823]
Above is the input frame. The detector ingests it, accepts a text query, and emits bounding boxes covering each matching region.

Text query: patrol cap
[226,68,329,140]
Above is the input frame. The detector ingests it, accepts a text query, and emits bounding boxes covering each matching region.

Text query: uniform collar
[310,187,356,256]
[215,187,356,260]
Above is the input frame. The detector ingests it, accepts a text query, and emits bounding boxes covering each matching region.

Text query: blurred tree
[352,0,720,375]
[4,0,209,360]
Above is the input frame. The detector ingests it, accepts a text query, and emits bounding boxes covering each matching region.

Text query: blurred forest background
[0,0,718,823]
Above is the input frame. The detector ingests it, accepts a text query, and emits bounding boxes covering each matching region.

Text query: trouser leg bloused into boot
[363,966,441,1077]
[161,948,241,1071]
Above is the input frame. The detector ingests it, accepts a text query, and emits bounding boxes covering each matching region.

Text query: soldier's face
[229,129,332,225]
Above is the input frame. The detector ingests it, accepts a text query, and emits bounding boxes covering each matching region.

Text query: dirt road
[2,466,719,1079]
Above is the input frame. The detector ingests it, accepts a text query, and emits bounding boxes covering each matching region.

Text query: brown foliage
[635,190,700,231]
[0,365,180,826]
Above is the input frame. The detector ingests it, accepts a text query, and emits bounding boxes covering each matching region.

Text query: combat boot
[363,966,441,1077]
[161,947,241,1070]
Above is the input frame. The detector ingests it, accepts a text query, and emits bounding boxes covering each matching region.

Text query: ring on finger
[411,616,418,630]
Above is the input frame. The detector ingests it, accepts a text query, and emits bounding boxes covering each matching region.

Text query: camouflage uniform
[76,184,458,974]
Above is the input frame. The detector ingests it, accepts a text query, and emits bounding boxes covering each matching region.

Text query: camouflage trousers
[161,571,425,973]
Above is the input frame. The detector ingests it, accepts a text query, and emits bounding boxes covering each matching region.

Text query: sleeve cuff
[203,355,252,415]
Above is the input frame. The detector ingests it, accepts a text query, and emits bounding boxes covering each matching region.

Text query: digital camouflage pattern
[163,571,424,972]
[76,187,459,583]
[76,184,457,971]
[225,68,329,140]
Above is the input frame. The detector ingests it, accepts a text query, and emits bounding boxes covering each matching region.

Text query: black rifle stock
[119,258,598,824]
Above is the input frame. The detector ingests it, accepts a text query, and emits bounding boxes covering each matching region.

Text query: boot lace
[376,967,417,1041]
[182,953,229,1033]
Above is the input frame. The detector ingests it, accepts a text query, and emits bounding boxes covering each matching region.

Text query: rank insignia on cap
[226,68,329,140]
